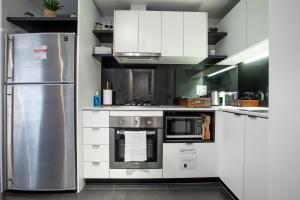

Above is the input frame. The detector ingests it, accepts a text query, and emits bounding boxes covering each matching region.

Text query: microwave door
[166,117,203,139]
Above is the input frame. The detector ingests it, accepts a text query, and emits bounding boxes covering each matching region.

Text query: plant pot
[44,9,57,17]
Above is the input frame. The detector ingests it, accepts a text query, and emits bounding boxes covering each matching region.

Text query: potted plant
[43,0,64,17]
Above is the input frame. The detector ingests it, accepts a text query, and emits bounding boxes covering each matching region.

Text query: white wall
[77,0,101,192]
[2,0,42,33]
[268,0,300,199]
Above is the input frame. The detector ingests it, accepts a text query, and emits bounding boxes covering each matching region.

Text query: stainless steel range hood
[114,52,161,64]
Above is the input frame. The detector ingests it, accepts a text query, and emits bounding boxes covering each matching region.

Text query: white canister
[103,90,112,105]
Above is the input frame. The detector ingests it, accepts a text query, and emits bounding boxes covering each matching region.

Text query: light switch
[196,85,207,96]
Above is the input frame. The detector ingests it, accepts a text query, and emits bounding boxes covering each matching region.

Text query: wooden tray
[232,100,260,107]
[178,98,211,108]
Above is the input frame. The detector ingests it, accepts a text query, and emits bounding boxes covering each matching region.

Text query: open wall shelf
[92,30,227,45]
[199,55,228,66]
[7,17,78,33]
[93,30,113,43]
[208,32,227,45]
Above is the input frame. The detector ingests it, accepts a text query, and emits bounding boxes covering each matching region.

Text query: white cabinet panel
[110,169,162,179]
[163,143,215,178]
[247,0,268,46]
[244,116,268,200]
[216,0,247,57]
[82,111,109,128]
[83,128,109,145]
[183,12,208,58]
[114,10,139,53]
[138,11,162,53]
[162,12,183,57]
[83,145,109,162]
[84,162,109,179]
[220,112,246,200]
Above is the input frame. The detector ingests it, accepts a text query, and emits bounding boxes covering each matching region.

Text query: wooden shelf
[7,17,77,33]
[199,55,228,66]
[93,30,113,43]
[208,32,227,45]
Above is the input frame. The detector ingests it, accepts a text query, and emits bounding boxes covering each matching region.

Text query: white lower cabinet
[84,162,109,179]
[83,128,109,145]
[244,116,268,200]
[163,143,215,178]
[83,145,109,162]
[110,169,162,179]
[220,112,268,200]
[220,112,246,200]
[82,110,110,179]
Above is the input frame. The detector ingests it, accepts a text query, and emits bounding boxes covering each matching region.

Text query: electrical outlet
[196,85,207,96]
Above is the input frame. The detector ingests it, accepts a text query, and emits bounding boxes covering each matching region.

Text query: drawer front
[83,110,109,127]
[83,128,109,145]
[83,145,109,162]
[84,162,109,178]
[110,169,163,179]
[163,143,215,178]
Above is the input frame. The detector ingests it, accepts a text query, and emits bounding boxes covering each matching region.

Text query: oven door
[110,128,162,169]
[165,116,203,139]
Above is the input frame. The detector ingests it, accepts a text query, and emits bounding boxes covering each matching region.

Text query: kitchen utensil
[211,91,220,106]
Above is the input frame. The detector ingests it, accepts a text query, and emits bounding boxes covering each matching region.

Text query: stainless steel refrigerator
[3,33,76,191]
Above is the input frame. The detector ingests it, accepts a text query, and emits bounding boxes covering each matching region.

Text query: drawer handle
[92,145,100,149]
[92,162,100,166]
[91,127,100,131]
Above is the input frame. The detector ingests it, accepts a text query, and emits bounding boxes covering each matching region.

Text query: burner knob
[120,120,124,125]
[147,120,152,125]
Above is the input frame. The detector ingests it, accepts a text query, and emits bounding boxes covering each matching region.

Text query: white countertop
[82,105,268,118]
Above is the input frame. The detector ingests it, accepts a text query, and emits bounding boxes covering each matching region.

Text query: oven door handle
[116,130,156,135]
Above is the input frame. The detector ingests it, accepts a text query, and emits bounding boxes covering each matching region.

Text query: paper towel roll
[103,90,112,105]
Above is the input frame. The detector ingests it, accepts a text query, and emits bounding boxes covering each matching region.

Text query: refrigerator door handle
[5,35,14,82]
[5,86,15,187]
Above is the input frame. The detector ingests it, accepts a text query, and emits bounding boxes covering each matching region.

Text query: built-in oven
[109,116,163,169]
[164,111,208,141]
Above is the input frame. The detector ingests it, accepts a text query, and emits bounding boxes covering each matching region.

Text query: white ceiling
[30,0,78,15]
[93,0,240,18]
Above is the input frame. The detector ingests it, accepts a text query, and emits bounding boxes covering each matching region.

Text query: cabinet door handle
[92,145,100,149]
[234,113,242,117]
[92,162,100,166]
[248,115,258,119]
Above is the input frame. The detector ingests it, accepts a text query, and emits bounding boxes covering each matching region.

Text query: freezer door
[5,84,76,191]
[5,33,75,83]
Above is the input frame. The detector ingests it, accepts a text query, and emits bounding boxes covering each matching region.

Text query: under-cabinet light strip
[207,65,237,78]
[243,52,269,64]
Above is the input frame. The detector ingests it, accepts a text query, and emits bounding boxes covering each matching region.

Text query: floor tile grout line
[109,184,116,200]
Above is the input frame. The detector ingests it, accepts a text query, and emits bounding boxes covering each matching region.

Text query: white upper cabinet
[184,12,208,59]
[162,12,184,57]
[216,0,247,57]
[244,116,268,200]
[114,10,208,64]
[216,0,268,58]
[114,10,139,53]
[138,11,162,53]
[247,0,268,47]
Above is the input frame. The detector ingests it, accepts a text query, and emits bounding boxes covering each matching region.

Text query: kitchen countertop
[82,105,268,118]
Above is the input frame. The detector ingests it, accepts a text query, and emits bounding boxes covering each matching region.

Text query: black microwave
[165,112,204,140]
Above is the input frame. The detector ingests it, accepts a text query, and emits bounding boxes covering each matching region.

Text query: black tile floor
[1,182,235,200]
